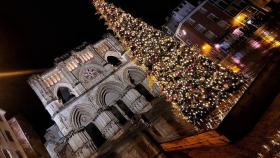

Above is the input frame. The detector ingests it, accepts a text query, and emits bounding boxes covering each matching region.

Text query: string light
[92,0,246,126]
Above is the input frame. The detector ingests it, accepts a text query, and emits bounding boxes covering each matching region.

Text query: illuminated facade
[0,109,27,158]
[29,34,184,158]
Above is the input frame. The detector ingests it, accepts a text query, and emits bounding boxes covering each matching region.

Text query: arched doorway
[124,66,155,102]
[134,84,154,102]
[85,123,106,148]
[57,87,75,104]
[109,106,128,125]
[107,56,122,66]
[116,100,134,119]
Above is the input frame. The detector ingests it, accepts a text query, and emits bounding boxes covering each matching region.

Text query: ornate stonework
[28,34,162,158]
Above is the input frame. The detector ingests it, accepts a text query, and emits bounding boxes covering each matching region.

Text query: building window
[217,20,231,30]
[246,6,257,14]
[4,130,14,142]
[94,42,110,54]
[207,13,219,22]
[194,24,206,33]
[199,7,208,14]
[226,7,239,16]
[186,18,195,25]
[217,1,228,9]
[205,31,217,41]
[233,0,247,9]
[239,1,248,8]
[57,87,75,104]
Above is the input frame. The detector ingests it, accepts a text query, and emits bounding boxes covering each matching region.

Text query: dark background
[0,0,182,140]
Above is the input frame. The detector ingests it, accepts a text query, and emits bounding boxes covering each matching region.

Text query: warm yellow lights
[264,35,275,43]
[233,13,247,26]
[230,65,241,73]
[201,43,212,55]
[272,41,280,48]
[93,0,245,126]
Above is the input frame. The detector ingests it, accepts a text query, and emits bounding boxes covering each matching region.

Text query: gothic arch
[54,83,78,103]
[95,81,125,107]
[123,66,146,85]
[104,51,122,60]
[123,66,154,101]
[71,104,96,129]
[105,51,123,66]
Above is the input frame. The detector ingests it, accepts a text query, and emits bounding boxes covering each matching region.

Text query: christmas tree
[92,0,246,126]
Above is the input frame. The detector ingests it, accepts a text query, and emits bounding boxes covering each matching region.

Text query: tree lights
[92,0,245,126]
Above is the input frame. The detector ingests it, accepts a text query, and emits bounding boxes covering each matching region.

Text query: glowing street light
[201,43,212,55]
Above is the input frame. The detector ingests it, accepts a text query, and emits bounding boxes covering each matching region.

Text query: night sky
[0,0,182,140]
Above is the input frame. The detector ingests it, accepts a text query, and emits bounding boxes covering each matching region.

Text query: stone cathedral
[29,34,193,158]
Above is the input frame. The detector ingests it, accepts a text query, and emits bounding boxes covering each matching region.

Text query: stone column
[122,89,151,114]
[94,111,120,139]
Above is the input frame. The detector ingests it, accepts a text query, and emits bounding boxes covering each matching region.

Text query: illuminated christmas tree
[92,0,246,126]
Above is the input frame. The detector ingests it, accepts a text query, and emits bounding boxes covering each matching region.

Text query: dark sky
[0,0,182,140]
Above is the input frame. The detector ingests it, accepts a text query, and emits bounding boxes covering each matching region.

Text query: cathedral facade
[28,34,173,158]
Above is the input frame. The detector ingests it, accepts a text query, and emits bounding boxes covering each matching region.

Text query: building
[27,1,280,157]
[8,116,50,158]
[165,0,249,51]
[0,109,27,158]
[163,0,197,35]
[29,34,195,158]
[164,0,275,77]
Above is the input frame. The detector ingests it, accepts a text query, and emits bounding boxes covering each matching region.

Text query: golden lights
[201,43,212,55]
[92,0,245,126]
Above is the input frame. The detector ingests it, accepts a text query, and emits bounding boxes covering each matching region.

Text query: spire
[92,0,246,126]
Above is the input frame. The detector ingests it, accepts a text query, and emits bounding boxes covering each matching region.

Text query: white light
[182,29,187,35]
[247,20,252,24]
[214,44,220,49]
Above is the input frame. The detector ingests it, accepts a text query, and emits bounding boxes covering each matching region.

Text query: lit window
[220,41,230,50]
[248,39,261,49]
[232,28,244,38]
[94,42,110,54]
[194,24,206,33]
